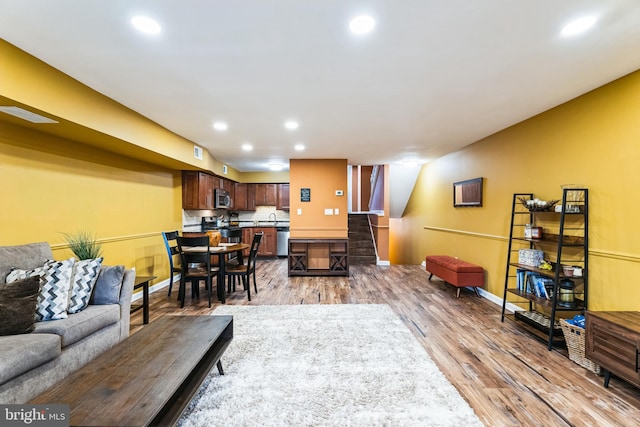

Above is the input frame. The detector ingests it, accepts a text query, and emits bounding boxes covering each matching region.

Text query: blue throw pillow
[91,265,125,305]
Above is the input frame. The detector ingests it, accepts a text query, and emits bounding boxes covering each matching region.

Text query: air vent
[194,146,203,160]
[0,106,58,123]
[223,165,228,174]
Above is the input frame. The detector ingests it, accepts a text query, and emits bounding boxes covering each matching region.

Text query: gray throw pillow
[91,265,125,305]
[0,275,40,335]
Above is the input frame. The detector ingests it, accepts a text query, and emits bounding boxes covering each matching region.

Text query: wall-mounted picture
[453,177,483,207]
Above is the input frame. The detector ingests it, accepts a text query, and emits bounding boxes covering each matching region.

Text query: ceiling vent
[0,106,58,123]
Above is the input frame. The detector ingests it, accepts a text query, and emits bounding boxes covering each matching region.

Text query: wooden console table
[586,311,640,389]
[288,238,349,276]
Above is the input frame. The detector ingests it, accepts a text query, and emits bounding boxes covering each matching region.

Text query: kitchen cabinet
[255,184,278,207]
[182,171,214,210]
[277,184,290,210]
[233,183,256,211]
[586,311,640,389]
[243,227,276,256]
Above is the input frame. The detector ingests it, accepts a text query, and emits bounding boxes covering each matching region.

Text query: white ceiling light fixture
[213,121,228,131]
[561,16,597,37]
[349,15,375,35]
[402,160,419,168]
[284,120,299,130]
[269,163,284,171]
[241,143,253,151]
[0,106,58,123]
[131,16,161,35]
[294,144,305,151]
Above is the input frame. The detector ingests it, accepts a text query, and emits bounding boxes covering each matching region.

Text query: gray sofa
[0,242,135,403]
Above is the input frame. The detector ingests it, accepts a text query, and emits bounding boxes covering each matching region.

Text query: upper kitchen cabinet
[233,183,256,211]
[217,177,234,193]
[277,184,290,211]
[182,171,214,209]
[255,184,278,207]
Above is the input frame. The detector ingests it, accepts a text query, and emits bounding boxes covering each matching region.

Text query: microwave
[215,189,232,209]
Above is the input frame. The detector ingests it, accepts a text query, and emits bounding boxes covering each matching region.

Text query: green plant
[63,230,102,260]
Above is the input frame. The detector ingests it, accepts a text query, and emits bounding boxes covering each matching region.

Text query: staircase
[348,214,377,265]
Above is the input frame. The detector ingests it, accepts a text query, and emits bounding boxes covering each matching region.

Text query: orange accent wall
[289,159,348,239]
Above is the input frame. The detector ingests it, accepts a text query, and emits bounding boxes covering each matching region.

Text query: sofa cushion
[33,304,120,348]
[0,276,40,336]
[0,333,61,384]
[91,265,125,305]
[68,257,104,314]
[7,258,76,321]
[0,242,53,285]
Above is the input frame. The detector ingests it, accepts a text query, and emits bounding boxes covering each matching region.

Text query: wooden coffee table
[31,315,233,426]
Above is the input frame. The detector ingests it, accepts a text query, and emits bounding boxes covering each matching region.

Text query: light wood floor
[130,258,640,427]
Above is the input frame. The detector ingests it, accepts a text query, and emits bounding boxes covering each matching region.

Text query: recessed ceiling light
[561,16,597,37]
[269,163,284,171]
[284,120,299,130]
[294,144,305,151]
[349,15,375,34]
[131,16,161,35]
[241,143,253,151]
[402,160,419,168]
[213,121,228,131]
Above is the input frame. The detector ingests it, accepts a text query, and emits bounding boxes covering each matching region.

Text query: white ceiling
[1,0,639,173]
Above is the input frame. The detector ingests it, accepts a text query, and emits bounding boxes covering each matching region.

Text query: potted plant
[63,230,102,260]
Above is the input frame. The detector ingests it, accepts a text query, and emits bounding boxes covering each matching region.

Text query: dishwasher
[276,226,290,257]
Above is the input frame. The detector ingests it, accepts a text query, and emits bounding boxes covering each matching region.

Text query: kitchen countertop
[193,222,290,232]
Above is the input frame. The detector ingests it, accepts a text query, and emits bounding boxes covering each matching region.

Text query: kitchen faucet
[269,212,277,224]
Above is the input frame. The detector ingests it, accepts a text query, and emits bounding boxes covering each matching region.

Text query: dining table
[181,242,250,303]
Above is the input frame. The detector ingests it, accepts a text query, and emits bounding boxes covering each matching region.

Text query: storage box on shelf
[501,188,589,350]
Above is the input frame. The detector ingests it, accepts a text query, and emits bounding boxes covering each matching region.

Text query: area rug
[177,304,483,427]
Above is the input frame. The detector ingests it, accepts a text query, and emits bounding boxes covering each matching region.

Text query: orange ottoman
[425,255,484,297]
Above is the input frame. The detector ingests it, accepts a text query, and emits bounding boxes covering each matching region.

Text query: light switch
[297,208,302,215]
[334,208,339,215]
[324,208,333,215]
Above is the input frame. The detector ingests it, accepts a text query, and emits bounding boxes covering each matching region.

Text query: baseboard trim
[131,275,174,302]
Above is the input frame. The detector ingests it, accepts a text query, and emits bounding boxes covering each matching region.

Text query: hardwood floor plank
[130,259,640,426]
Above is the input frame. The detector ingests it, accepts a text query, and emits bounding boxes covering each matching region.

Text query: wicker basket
[560,319,602,375]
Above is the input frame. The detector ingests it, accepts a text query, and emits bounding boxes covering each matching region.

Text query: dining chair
[176,235,219,308]
[225,232,263,301]
[161,231,182,297]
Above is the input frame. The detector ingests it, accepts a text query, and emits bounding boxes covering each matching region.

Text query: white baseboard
[131,275,175,302]
[475,287,523,313]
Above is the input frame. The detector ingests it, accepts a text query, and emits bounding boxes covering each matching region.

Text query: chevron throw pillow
[68,257,103,314]
[7,258,75,321]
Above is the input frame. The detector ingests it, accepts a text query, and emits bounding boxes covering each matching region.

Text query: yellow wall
[395,69,640,311]
[0,121,181,284]
[289,159,348,239]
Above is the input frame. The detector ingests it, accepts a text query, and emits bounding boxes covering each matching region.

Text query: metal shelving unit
[501,188,589,350]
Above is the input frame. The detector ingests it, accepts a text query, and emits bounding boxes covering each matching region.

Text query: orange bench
[425,255,484,298]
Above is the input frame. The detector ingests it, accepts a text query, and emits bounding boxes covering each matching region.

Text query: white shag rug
[177,304,483,427]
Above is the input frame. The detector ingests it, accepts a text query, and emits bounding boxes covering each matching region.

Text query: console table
[586,311,640,389]
[288,238,349,276]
